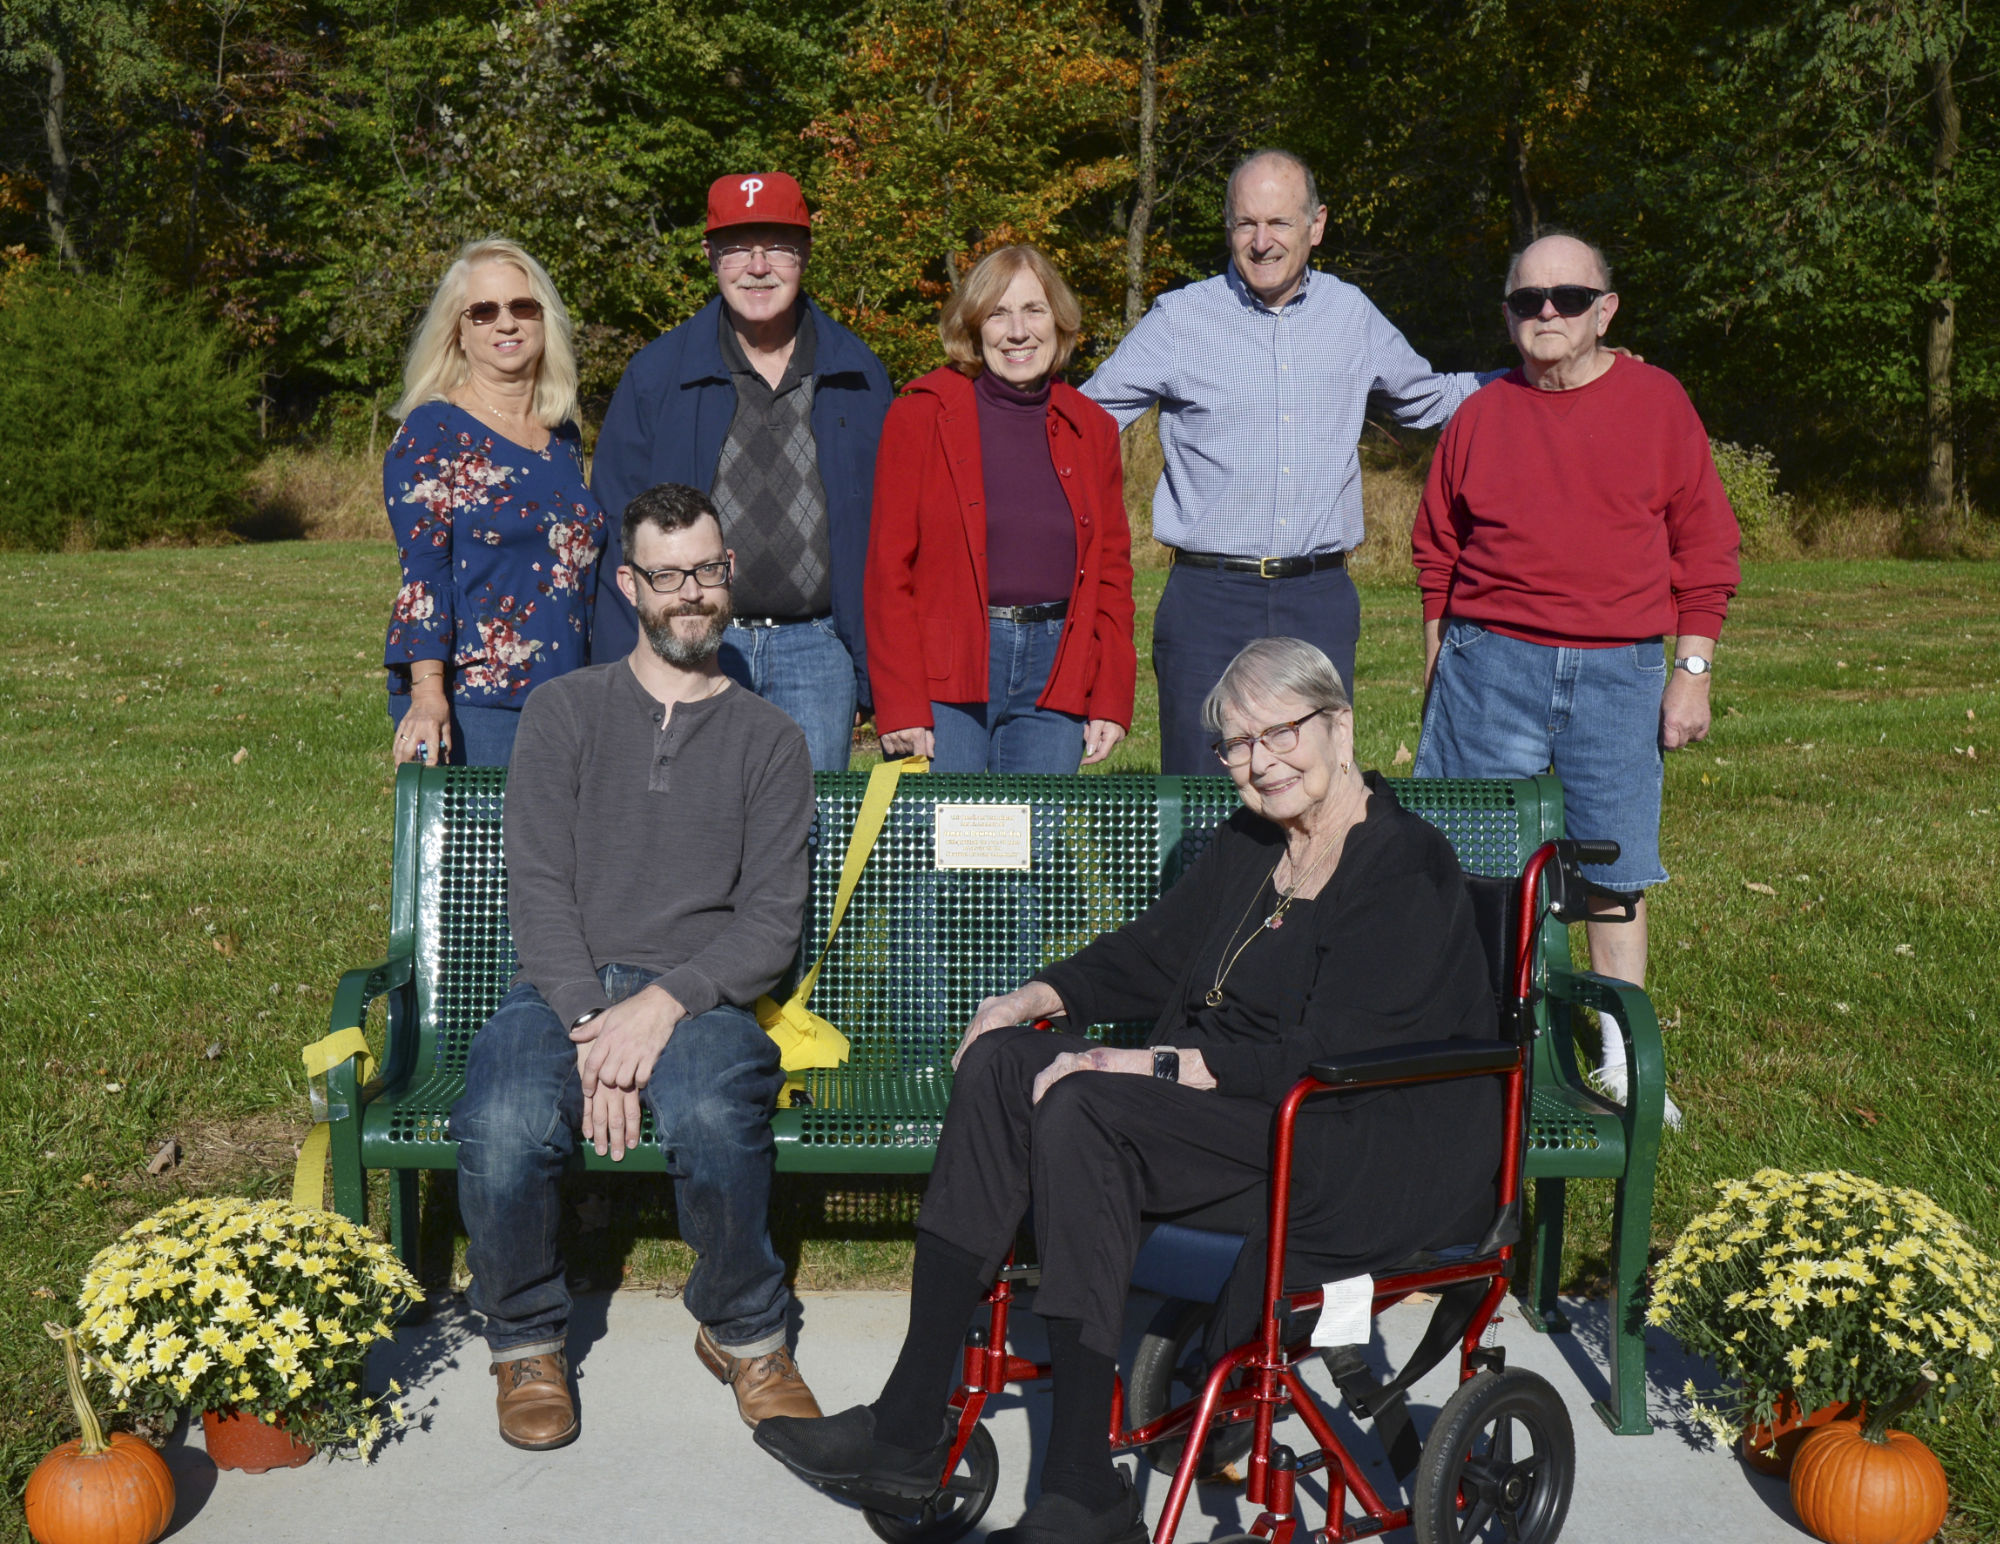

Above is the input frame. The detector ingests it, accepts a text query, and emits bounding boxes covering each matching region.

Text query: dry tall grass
[239,444,389,542]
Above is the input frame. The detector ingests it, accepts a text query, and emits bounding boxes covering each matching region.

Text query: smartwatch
[1674,655,1712,677]
[1152,1050,1181,1083]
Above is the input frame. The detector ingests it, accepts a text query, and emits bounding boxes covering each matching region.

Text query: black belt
[731,614,828,629]
[1170,547,1347,578]
[988,600,1069,623]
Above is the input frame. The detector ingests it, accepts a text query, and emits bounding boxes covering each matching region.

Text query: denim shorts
[1414,621,1669,891]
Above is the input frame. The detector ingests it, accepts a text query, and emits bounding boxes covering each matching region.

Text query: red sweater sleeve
[1085,417,1137,726]
[863,396,939,733]
[1411,417,1468,624]
[1661,395,1741,639]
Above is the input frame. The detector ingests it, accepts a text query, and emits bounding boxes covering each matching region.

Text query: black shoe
[755,1404,951,1514]
[990,1473,1149,1544]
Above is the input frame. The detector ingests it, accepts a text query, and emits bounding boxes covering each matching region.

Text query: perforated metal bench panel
[356,770,1593,1175]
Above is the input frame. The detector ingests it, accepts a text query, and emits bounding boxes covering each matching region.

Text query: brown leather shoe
[492,1351,578,1450]
[695,1325,823,1428]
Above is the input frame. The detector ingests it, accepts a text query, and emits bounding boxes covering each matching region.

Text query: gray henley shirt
[502,661,814,1028]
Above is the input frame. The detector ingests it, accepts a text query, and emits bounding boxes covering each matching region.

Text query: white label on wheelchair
[1310,1273,1375,1348]
[934,803,1033,870]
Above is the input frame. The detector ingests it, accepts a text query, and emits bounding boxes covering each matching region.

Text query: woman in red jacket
[867,246,1136,772]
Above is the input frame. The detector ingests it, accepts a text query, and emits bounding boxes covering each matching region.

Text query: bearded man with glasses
[452,481,824,1449]
[1412,231,1742,1131]
[591,172,894,770]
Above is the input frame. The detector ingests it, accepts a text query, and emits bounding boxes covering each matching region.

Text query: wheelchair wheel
[1128,1299,1256,1480]
[863,1422,998,1544]
[1411,1369,1573,1544]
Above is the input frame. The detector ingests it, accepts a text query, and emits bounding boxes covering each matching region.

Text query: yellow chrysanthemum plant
[74,1197,423,1457]
[1648,1168,2000,1445]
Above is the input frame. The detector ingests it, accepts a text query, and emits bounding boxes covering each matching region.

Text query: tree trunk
[1505,110,1540,250]
[40,49,83,273]
[1123,0,1162,330]
[1920,49,1960,552]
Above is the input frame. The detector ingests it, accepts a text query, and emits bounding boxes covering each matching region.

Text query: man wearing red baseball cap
[590,173,894,772]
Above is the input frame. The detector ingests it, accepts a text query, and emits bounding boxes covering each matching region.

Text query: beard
[641,591,731,666]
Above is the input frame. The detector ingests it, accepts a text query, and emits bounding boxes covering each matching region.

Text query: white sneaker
[1587,1062,1683,1131]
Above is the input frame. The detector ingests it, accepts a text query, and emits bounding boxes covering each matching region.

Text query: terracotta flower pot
[200,1410,315,1474]
[1741,1392,1866,1478]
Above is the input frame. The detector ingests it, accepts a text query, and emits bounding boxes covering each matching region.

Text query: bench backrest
[382,767,1566,1101]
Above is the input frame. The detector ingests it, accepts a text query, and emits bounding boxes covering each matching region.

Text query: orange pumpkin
[25,1324,175,1544]
[1789,1416,1949,1544]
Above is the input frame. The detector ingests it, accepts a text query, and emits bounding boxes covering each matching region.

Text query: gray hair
[1201,637,1352,734]
[1224,149,1322,225]
[1503,229,1613,294]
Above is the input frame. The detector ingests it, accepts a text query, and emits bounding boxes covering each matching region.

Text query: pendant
[1265,914,1284,930]
[1204,988,1225,1007]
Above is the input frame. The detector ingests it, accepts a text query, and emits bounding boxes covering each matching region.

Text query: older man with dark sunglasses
[590,173,894,771]
[1412,231,1742,1130]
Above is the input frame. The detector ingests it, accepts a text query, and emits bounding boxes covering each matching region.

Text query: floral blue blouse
[383,403,607,710]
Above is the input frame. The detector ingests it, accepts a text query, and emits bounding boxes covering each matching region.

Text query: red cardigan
[866,367,1137,734]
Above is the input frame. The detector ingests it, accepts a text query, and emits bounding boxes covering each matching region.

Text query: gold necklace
[1203,829,1338,1007]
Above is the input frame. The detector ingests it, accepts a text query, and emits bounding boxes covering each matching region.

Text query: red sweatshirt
[1411,356,1740,646]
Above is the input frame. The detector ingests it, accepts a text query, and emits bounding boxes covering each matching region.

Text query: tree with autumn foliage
[802,0,1136,384]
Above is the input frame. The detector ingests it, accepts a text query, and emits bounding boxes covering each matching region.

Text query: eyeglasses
[626,558,732,595]
[1212,708,1328,767]
[712,242,806,273]
[1503,286,1606,321]
[462,297,545,325]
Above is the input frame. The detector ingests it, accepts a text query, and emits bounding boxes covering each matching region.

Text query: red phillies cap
[706,172,810,233]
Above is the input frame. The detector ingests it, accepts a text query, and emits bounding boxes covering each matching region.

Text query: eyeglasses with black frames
[1503,286,1605,321]
[625,558,733,595]
[1212,707,1328,767]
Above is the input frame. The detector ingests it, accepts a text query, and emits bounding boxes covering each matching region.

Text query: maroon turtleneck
[975,369,1077,607]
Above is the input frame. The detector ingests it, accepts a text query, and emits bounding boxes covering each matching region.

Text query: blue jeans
[1152,562,1360,776]
[386,697,521,769]
[930,616,1086,773]
[718,617,855,771]
[450,965,792,1360]
[1415,621,1669,891]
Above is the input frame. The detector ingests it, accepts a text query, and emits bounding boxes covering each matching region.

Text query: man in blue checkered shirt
[1084,148,1495,774]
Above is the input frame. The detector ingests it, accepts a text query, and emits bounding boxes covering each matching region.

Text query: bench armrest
[1544,968,1666,1145]
[322,954,416,1111]
[1309,1040,1520,1090]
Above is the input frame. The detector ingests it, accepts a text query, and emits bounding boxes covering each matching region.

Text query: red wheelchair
[860,839,1624,1544]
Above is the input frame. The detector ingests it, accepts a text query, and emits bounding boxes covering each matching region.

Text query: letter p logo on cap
[706,172,810,233]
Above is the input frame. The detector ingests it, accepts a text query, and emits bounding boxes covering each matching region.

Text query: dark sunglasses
[1504,285,1606,320]
[462,297,544,325]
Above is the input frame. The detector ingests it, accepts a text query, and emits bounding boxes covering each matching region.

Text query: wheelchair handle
[1555,838,1620,866]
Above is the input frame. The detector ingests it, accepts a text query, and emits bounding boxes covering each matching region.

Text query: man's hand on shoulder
[571,985,686,1160]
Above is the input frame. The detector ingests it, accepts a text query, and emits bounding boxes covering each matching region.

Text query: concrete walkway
[155,1289,1809,1542]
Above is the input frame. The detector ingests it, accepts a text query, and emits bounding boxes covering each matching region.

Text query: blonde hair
[939,246,1082,377]
[393,238,580,429]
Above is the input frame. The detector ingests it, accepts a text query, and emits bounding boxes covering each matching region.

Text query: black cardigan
[1037,775,1505,1284]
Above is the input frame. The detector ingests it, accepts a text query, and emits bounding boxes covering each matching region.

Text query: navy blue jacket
[588,296,894,704]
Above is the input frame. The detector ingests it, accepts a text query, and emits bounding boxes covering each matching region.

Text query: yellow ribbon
[758,756,927,1104]
[290,1026,377,1210]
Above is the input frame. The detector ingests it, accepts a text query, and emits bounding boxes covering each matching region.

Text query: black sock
[871,1231,988,1449]
[1038,1317,1123,1511]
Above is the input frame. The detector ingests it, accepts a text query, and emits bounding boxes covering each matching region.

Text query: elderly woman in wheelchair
[758,636,1575,1544]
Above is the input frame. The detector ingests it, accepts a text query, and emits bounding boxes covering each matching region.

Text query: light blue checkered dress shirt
[1083,266,1490,560]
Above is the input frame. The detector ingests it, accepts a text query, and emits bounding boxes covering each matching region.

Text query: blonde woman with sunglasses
[383,238,605,768]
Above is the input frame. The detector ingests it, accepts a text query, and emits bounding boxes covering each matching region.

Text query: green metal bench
[316,765,1663,1433]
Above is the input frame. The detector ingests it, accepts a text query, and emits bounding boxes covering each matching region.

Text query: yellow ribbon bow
[757,756,927,1104]
[290,1025,376,1211]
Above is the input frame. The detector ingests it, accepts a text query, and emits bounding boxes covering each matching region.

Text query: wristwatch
[1674,656,1712,677]
[1152,1050,1181,1083]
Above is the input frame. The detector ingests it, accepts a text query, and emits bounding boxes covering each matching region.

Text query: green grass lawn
[3,546,1997,1537]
